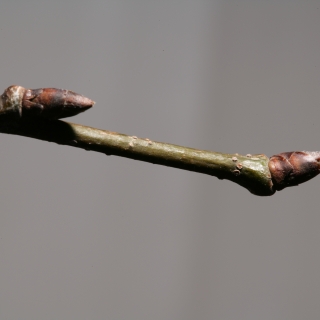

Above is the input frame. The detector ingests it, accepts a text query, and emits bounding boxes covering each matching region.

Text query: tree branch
[0,85,319,196]
[0,118,274,196]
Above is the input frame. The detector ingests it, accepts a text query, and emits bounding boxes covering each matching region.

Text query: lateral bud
[269,151,320,191]
[0,85,94,120]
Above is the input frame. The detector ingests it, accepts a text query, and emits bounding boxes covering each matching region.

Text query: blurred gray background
[1,1,320,319]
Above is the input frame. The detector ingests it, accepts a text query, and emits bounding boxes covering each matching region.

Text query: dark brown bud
[269,151,320,191]
[0,85,94,120]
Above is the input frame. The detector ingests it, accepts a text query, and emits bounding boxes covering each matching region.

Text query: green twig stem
[0,118,274,196]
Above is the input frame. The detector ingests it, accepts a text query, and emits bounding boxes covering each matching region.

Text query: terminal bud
[269,151,320,191]
[0,85,94,120]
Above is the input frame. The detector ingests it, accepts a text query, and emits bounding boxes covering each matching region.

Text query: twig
[0,118,274,196]
[0,85,319,196]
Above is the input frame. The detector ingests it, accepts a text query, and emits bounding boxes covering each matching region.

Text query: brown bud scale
[0,85,94,120]
[269,151,320,191]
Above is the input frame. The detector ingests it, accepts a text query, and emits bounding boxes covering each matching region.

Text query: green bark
[0,118,274,196]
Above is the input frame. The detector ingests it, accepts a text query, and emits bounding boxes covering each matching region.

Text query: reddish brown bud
[269,151,320,191]
[0,85,94,120]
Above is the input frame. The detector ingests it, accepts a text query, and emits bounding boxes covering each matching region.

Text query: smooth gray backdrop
[1,1,320,319]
